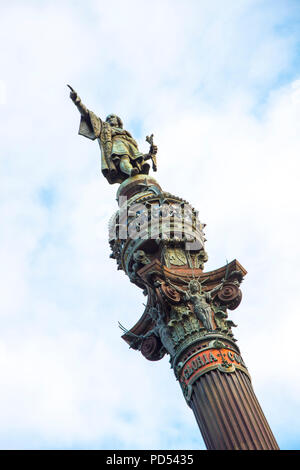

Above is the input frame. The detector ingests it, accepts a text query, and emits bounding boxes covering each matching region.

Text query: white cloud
[0,81,6,105]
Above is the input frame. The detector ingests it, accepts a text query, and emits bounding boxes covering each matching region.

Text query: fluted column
[108,174,279,450]
[190,369,279,450]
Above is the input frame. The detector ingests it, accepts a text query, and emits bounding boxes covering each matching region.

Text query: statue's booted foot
[130,168,139,177]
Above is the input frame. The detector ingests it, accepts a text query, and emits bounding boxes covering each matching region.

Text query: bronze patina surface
[69,88,279,450]
[69,85,157,184]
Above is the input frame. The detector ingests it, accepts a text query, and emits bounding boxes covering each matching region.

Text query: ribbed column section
[189,369,279,450]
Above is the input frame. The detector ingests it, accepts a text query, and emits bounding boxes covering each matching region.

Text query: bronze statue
[142,306,176,357]
[118,306,175,357]
[168,279,224,332]
[68,85,157,184]
[67,84,279,449]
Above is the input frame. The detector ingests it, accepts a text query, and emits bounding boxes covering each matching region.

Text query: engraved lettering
[196,356,204,368]
[234,353,241,363]
[202,353,209,364]
[209,352,218,362]
[228,351,235,362]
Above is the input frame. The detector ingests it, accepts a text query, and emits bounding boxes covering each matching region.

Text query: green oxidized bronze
[69,87,247,401]
[68,85,157,184]
[69,89,281,450]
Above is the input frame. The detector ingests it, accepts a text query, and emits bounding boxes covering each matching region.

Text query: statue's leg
[195,308,212,331]
[141,161,150,174]
[195,310,206,328]
[120,156,138,177]
[205,308,214,331]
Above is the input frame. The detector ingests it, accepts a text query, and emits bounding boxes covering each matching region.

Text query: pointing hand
[67,84,78,102]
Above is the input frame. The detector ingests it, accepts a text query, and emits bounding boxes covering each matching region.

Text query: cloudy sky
[0,0,300,450]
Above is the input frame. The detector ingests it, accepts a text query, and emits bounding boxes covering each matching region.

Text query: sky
[0,0,300,450]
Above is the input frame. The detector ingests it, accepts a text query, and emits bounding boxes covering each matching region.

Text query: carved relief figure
[165,248,188,267]
[168,279,224,332]
[129,250,150,282]
[143,306,176,356]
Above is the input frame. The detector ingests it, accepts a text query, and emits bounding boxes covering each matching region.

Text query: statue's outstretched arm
[205,281,225,302]
[68,85,89,117]
[168,281,188,299]
[167,281,183,293]
[209,281,225,295]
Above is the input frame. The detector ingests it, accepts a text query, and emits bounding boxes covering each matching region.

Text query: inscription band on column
[178,347,250,401]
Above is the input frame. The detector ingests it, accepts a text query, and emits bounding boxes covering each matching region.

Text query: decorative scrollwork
[216,281,242,310]
[140,335,165,361]
[160,282,181,303]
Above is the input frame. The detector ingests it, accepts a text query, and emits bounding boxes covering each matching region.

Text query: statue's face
[106,115,119,127]
[135,250,144,260]
[190,281,200,294]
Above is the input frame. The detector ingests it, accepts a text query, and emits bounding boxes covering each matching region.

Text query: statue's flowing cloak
[78,110,144,184]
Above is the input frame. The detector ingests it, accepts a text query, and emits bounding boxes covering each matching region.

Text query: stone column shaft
[108,175,279,450]
[190,369,279,450]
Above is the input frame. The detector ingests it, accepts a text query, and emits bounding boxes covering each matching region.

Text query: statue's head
[106,114,123,128]
[189,280,201,294]
[133,250,146,262]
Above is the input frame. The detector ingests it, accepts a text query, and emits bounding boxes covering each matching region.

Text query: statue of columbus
[68,85,157,184]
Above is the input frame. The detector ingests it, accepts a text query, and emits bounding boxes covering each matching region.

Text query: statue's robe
[186,292,214,331]
[78,110,148,184]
